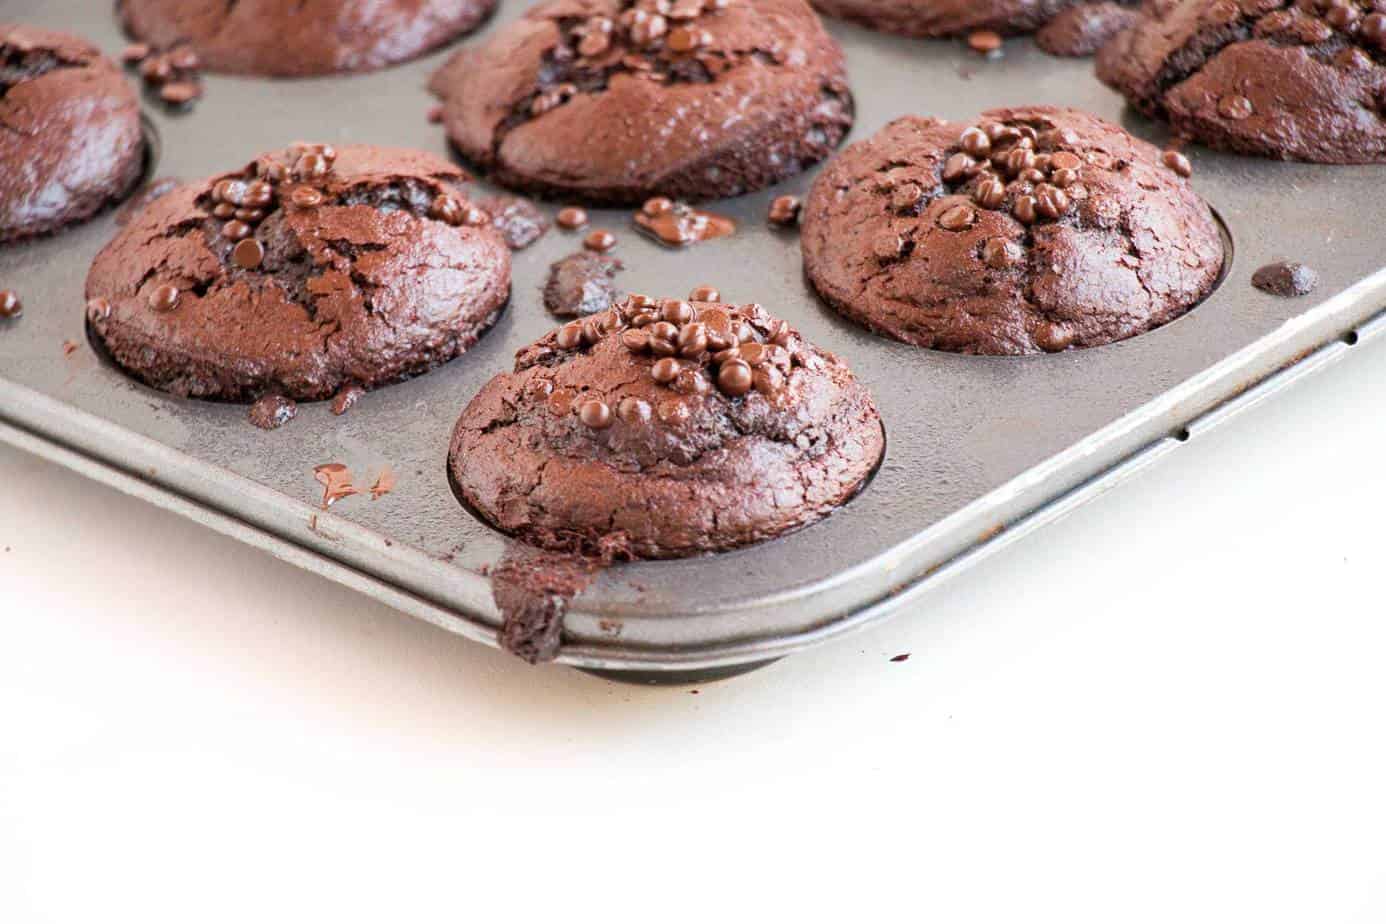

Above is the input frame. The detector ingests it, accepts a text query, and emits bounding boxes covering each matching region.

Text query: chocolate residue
[634,198,735,247]
[331,383,366,416]
[1252,261,1319,297]
[313,462,359,507]
[490,546,608,664]
[370,466,396,500]
[248,394,297,429]
[116,177,182,226]
[481,195,550,250]
[543,251,625,318]
[890,653,911,663]
[1036,2,1142,58]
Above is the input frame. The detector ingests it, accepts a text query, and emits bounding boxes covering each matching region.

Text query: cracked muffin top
[1,24,144,243]
[809,0,1139,38]
[115,0,497,77]
[449,288,885,559]
[1099,0,1386,163]
[85,144,511,402]
[802,107,1224,355]
[428,0,854,204]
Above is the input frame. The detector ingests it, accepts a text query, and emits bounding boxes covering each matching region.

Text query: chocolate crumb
[249,394,297,429]
[330,384,366,416]
[544,251,625,318]
[1252,262,1319,298]
[890,653,911,663]
[0,290,22,320]
[481,195,550,250]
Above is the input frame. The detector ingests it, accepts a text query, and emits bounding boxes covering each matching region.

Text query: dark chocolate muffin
[86,144,511,402]
[449,291,885,559]
[115,0,497,77]
[810,0,1138,38]
[1099,0,1386,163]
[429,0,854,205]
[1,24,144,244]
[802,107,1224,354]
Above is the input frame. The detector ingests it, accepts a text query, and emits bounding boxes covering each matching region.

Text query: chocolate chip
[584,229,617,252]
[121,43,151,65]
[938,203,977,231]
[660,299,695,324]
[959,126,992,158]
[1034,184,1070,219]
[642,196,674,217]
[294,153,330,181]
[716,359,753,397]
[290,186,324,208]
[667,25,706,52]
[677,322,709,357]
[768,195,801,226]
[159,81,201,105]
[578,399,614,429]
[556,322,585,349]
[222,220,251,241]
[232,238,265,270]
[974,176,1007,209]
[942,153,977,183]
[651,356,681,384]
[1162,150,1193,177]
[212,203,236,219]
[967,30,1003,54]
[1013,195,1038,225]
[1252,261,1319,297]
[430,195,463,225]
[873,231,905,261]
[149,284,180,312]
[0,290,21,319]
[688,285,720,302]
[1217,94,1254,120]
[557,206,589,229]
[981,237,1020,269]
[621,329,650,352]
[86,297,111,322]
[618,396,652,424]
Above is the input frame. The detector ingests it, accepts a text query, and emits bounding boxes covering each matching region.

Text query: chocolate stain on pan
[634,197,735,247]
[313,463,359,508]
[490,544,609,664]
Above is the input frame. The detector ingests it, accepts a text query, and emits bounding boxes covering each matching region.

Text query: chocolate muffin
[115,0,497,77]
[449,292,885,559]
[1,25,144,244]
[1099,0,1386,163]
[810,0,1138,38]
[429,0,854,204]
[86,144,511,401]
[802,107,1224,354]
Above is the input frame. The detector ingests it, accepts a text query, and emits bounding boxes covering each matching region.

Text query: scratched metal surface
[2,0,1385,670]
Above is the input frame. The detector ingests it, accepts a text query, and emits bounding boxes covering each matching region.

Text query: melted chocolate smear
[490,546,609,664]
[313,463,359,507]
[482,195,550,250]
[249,395,297,429]
[1252,262,1319,298]
[116,177,182,226]
[331,383,365,416]
[370,466,396,500]
[890,653,911,663]
[62,340,78,356]
[634,202,736,248]
[543,251,625,318]
[1035,2,1142,58]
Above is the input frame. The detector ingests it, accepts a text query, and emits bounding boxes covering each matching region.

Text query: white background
[3,331,1384,922]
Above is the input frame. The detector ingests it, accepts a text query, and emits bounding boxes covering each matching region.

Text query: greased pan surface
[3,0,1384,671]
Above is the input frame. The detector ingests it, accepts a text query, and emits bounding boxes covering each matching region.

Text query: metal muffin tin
[4,0,1385,677]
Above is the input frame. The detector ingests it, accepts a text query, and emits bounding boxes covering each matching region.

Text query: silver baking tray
[4,0,1384,678]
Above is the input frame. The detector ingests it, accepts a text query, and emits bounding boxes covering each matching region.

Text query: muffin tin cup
[3,0,1385,679]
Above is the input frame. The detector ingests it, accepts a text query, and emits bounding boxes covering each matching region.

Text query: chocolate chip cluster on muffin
[1099,0,1386,162]
[1,24,144,243]
[802,107,1224,354]
[429,0,854,204]
[115,0,497,77]
[86,144,510,401]
[810,0,1140,40]
[450,289,885,559]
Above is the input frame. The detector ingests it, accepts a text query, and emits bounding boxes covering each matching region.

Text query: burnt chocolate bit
[480,195,550,250]
[0,290,22,320]
[1252,261,1319,298]
[544,251,625,318]
[634,198,736,247]
[248,394,297,430]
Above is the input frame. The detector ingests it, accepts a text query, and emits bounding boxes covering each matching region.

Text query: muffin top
[802,106,1224,354]
[115,0,498,77]
[429,0,854,204]
[450,290,885,560]
[1098,0,1386,163]
[1,24,144,242]
[86,144,510,402]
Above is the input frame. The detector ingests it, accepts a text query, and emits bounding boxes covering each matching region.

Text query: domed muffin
[429,0,854,204]
[1,24,144,243]
[86,144,510,401]
[449,290,884,559]
[802,106,1224,354]
[1099,0,1386,163]
[115,0,497,77]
